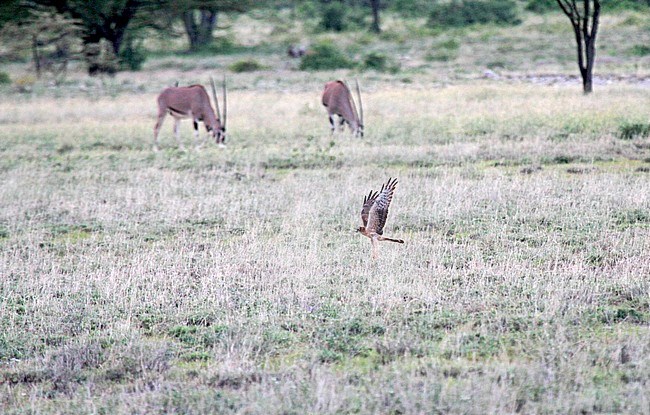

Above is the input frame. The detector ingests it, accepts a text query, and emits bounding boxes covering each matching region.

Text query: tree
[29,0,146,73]
[34,0,144,56]
[556,0,601,94]
[159,0,254,51]
[0,0,30,29]
[370,0,381,33]
[0,7,83,80]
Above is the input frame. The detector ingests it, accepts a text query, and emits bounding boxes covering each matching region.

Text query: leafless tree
[0,7,83,81]
[556,0,601,94]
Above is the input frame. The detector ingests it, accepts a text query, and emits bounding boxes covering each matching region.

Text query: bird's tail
[381,237,404,244]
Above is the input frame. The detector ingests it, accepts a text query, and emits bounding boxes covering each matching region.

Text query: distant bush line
[428,0,521,28]
[526,0,650,13]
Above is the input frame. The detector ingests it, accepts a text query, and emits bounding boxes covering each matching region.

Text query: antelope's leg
[173,118,185,150]
[153,111,167,151]
[192,120,203,148]
[328,114,335,135]
[338,116,346,132]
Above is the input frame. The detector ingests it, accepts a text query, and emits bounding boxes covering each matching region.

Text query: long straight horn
[210,76,222,123]
[344,80,360,125]
[222,75,227,130]
[355,79,363,126]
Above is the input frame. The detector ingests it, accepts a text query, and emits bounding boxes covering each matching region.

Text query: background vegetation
[1,0,650,413]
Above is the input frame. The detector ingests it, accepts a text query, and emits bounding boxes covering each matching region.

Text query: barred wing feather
[366,178,398,235]
[361,190,379,227]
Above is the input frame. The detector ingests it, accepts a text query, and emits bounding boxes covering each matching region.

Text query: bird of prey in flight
[358,177,404,259]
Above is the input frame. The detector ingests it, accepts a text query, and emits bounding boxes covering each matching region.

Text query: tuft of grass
[619,122,650,140]
[229,58,266,73]
[361,52,399,73]
[615,208,650,227]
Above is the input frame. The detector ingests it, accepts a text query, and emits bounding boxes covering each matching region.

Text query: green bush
[525,0,557,13]
[389,0,433,17]
[428,0,521,28]
[0,71,10,84]
[299,42,353,71]
[320,3,347,32]
[119,39,146,71]
[229,59,265,73]
[527,0,650,13]
[361,52,398,72]
[630,44,650,56]
[604,0,650,10]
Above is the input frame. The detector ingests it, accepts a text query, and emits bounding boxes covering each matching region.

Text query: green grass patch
[229,58,266,73]
[618,122,650,140]
[299,41,353,71]
[629,44,650,56]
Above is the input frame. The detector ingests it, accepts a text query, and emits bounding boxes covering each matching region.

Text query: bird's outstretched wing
[361,189,379,227]
[366,178,398,235]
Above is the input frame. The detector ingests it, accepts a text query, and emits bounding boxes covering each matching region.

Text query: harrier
[358,177,404,259]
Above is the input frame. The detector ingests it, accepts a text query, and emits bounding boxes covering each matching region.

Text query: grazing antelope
[321,79,364,138]
[153,77,227,151]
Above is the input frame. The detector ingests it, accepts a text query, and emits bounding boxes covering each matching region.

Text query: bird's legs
[371,236,378,260]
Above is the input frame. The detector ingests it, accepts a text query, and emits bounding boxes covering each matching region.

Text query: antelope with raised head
[321,79,364,138]
[153,77,227,150]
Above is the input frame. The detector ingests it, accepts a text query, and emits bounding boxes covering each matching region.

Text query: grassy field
[2,8,650,415]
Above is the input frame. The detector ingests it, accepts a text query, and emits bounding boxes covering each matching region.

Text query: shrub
[428,0,521,28]
[525,0,557,13]
[630,45,650,56]
[299,42,353,71]
[528,0,650,13]
[229,59,265,73]
[13,75,35,93]
[320,3,347,32]
[361,52,398,72]
[86,40,119,75]
[0,71,9,84]
[119,39,146,71]
[389,0,433,17]
[603,0,650,11]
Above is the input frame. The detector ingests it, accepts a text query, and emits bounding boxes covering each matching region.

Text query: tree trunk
[370,0,381,33]
[183,9,218,51]
[182,10,199,49]
[583,2,599,94]
[32,35,41,78]
[556,0,600,94]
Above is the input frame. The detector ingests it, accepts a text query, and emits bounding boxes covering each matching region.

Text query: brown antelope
[153,77,227,150]
[321,79,364,138]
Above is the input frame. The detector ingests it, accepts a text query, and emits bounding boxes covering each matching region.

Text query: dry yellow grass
[2,5,650,410]
[1,76,650,413]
